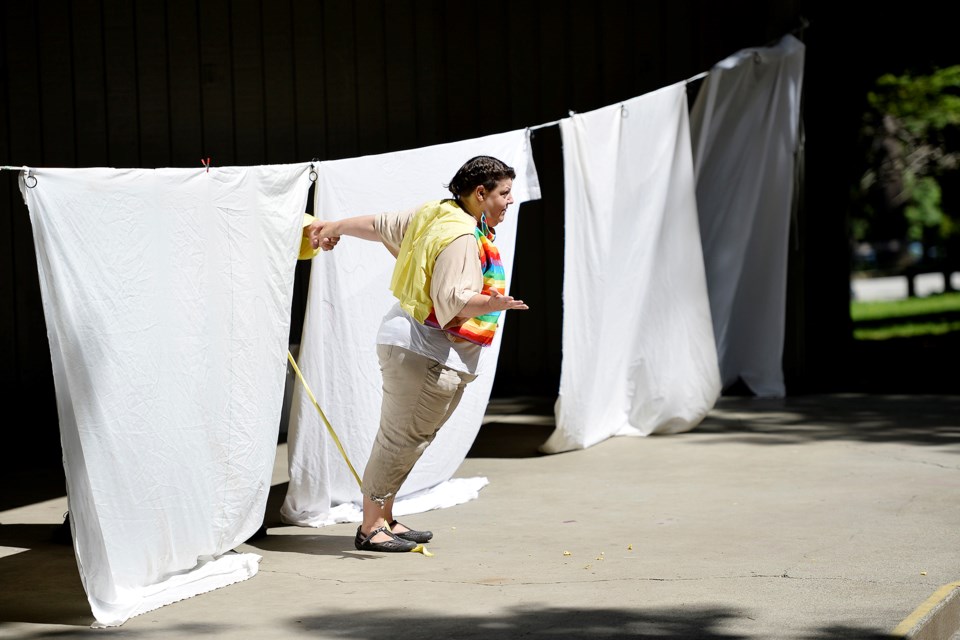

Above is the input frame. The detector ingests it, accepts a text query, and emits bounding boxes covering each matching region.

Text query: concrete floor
[1,394,959,639]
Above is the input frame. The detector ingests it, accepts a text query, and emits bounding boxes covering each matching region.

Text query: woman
[305,155,528,552]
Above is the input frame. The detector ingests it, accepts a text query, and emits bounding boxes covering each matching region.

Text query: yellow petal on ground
[921,571,927,575]
[627,544,633,551]
[410,544,434,557]
[563,550,572,556]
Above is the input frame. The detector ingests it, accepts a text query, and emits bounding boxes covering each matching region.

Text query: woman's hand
[305,219,340,251]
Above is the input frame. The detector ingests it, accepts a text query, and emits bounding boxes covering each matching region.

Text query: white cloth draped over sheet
[544,83,721,454]
[21,164,313,627]
[689,34,806,397]
[281,131,540,526]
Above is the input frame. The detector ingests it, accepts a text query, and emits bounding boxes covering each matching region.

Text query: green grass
[851,291,960,340]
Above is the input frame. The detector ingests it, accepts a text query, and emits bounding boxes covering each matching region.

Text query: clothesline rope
[527,69,712,133]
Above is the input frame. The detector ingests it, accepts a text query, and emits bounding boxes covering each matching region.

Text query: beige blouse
[374,207,484,328]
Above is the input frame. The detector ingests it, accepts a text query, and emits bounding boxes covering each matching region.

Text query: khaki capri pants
[362,344,477,504]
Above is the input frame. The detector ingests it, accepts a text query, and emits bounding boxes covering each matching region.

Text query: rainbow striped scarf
[425,214,504,347]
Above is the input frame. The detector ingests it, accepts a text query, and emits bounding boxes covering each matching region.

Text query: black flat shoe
[354,525,417,552]
[389,519,433,544]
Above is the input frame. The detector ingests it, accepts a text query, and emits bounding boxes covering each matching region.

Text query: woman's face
[478,178,514,228]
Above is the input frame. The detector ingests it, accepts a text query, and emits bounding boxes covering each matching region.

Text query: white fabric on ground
[21,164,313,626]
[689,34,806,397]
[281,131,540,527]
[314,477,491,524]
[544,83,721,454]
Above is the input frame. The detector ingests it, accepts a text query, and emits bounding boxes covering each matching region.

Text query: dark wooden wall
[2,0,812,466]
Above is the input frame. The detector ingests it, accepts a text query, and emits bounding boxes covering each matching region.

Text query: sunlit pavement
[2,394,959,639]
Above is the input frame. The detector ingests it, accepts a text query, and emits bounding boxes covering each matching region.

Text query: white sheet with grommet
[546,83,721,453]
[281,131,540,527]
[21,163,313,626]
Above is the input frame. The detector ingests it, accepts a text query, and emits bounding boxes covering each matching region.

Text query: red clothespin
[201,157,211,173]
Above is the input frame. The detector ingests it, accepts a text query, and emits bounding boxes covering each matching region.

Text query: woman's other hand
[486,289,529,312]
[457,290,529,320]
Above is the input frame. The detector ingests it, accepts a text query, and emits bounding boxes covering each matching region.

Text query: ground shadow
[242,531,370,560]
[0,604,895,639]
[696,394,960,448]
[245,483,376,560]
[467,422,555,458]
[288,606,891,639]
[0,525,90,626]
[477,393,960,452]
[468,396,556,458]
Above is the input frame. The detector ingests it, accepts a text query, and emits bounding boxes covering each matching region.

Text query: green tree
[852,66,960,267]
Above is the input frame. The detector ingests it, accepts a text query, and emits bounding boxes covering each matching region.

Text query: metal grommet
[309,168,318,182]
[24,173,37,188]
[621,106,629,119]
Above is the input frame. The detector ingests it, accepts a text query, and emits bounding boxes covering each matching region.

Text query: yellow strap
[286,351,363,488]
[286,351,434,557]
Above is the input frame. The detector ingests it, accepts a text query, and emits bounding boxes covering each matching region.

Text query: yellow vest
[390,200,476,323]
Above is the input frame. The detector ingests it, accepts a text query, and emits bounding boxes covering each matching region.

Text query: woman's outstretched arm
[305,215,379,250]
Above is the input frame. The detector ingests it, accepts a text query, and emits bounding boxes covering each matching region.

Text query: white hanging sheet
[544,83,721,454]
[281,131,540,526]
[689,34,806,397]
[21,163,313,626]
